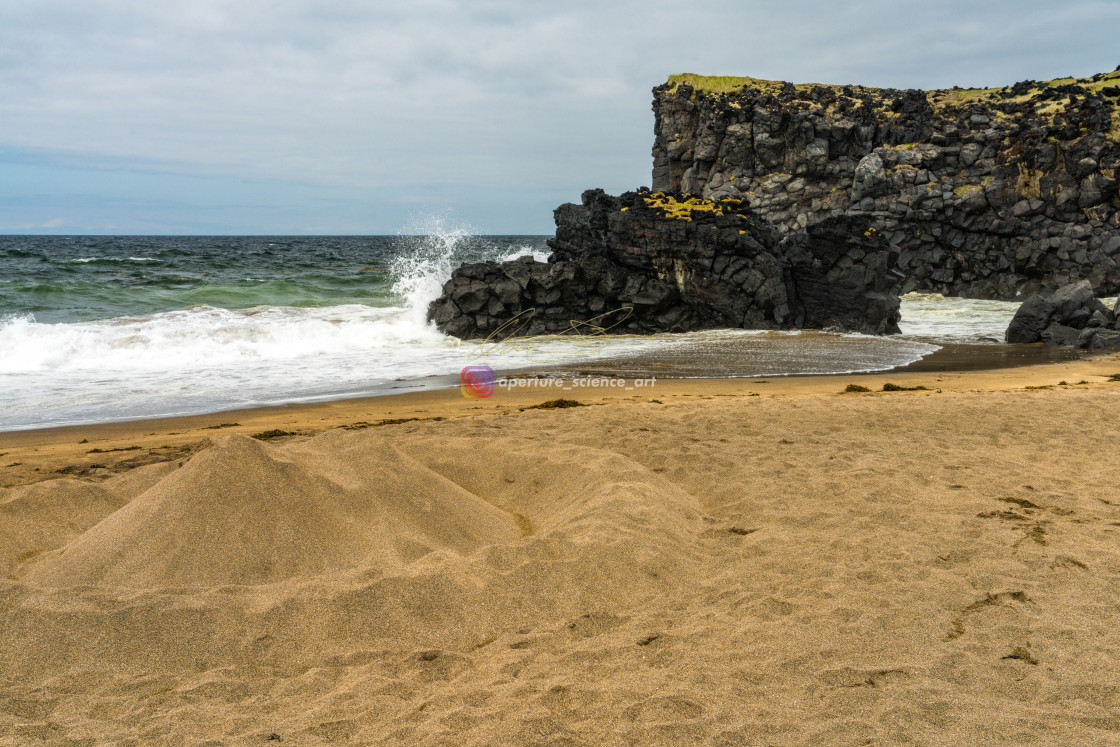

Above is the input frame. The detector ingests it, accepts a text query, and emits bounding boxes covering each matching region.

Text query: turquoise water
[0,234,544,323]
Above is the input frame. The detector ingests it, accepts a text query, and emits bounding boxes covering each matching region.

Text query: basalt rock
[652,71,1120,300]
[1005,279,1119,347]
[428,189,902,339]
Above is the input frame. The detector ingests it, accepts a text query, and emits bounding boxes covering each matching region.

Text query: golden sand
[2,352,1120,744]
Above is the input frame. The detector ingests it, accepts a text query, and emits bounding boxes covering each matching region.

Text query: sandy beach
[3,352,1120,744]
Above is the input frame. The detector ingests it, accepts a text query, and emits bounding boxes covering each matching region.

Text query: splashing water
[495,246,552,264]
[389,224,474,328]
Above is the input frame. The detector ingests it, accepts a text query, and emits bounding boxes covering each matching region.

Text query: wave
[62,256,160,264]
[0,303,452,375]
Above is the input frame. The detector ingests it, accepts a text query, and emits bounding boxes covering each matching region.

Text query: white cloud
[0,1,1116,231]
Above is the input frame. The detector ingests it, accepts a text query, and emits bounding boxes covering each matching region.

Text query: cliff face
[652,71,1120,299]
[428,189,902,339]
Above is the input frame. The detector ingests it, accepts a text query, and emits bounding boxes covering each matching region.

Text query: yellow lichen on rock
[642,193,726,220]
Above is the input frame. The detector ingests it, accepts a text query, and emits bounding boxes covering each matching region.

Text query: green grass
[665,74,785,96]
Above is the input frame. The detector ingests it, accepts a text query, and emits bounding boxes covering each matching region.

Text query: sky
[1,1,1118,235]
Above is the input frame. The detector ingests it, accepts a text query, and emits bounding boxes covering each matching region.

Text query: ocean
[0,233,1029,431]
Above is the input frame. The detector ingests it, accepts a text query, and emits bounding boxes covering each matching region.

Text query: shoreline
[2,345,1117,489]
[0,336,1085,437]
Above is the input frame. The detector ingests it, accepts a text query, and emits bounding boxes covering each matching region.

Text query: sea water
[0,232,1026,430]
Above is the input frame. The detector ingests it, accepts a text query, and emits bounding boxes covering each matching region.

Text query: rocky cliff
[652,70,1120,299]
[428,189,902,340]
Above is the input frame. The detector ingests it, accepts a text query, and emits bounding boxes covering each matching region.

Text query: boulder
[1040,322,1082,347]
[428,189,902,339]
[1005,279,1118,346]
[1005,294,1056,343]
[1077,327,1120,349]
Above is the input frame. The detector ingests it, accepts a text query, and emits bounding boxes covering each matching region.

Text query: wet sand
[538,338,1085,379]
[2,349,1120,744]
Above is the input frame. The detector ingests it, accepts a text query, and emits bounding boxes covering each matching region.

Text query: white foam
[0,304,451,375]
[496,246,552,263]
[0,304,468,429]
[897,292,1021,341]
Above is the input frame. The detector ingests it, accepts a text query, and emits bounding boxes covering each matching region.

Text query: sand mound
[2,428,708,681]
[0,462,174,578]
[22,434,523,588]
[396,433,703,542]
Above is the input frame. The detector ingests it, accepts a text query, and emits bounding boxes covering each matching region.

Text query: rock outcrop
[1005,279,1120,348]
[428,189,902,340]
[652,71,1120,299]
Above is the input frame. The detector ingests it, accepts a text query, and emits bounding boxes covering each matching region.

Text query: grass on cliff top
[667,70,1120,141]
[667,69,1120,105]
[933,70,1120,107]
[665,73,877,98]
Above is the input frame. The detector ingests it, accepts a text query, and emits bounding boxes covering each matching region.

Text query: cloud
[0,1,1116,232]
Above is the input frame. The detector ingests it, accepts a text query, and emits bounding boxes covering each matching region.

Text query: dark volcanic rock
[428,189,902,340]
[1040,322,1082,347]
[1005,279,1119,346]
[1078,327,1120,348]
[652,72,1120,300]
[781,217,903,334]
[1005,293,1059,343]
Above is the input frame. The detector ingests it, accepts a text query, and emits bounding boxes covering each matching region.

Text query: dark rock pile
[427,189,903,340]
[653,72,1120,299]
[1005,279,1120,348]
